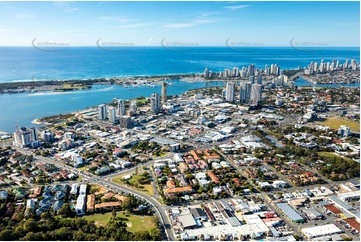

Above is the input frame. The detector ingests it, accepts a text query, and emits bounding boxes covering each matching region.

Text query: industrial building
[181,223,269,241]
[338,191,360,202]
[303,208,323,220]
[302,224,343,239]
[275,203,304,223]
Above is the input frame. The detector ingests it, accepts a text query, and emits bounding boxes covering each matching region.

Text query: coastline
[1,68,359,95]
[0,73,200,94]
[31,119,51,125]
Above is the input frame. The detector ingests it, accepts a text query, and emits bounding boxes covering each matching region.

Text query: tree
[58,204,73,217]
[0,229,14,240]
[133,231,151,241]
[21,231,44,241]
[54,227,72,240]
[112,209,117,220]
[22,218,38,233]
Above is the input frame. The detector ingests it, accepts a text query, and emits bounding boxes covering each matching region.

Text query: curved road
[13,146,175,241]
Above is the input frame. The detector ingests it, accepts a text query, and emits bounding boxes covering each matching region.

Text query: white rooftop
[302,224,343,238]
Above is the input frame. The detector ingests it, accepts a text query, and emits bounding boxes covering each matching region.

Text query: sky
[0,1,359,47]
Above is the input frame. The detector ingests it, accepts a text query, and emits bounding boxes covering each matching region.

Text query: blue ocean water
[0,47,359,82]
[295,77,360,88]
[0,81,225,133]
[0,47,359,133]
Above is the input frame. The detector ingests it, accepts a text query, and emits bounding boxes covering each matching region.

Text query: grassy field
[135,98,149,105]
[152,151,169,159]
[78,164,92,171]
[83,212,156,233]
[112,172,154,196]
[318,151,355,163]
[318,117,360,132]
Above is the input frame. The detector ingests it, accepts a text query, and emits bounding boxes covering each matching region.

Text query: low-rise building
[275,202,304,223]
[75,195,86,216]
[302,224,343,239]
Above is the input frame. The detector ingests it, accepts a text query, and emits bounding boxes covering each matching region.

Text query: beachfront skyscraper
[248,64,255,76]
[203,67,209,78]
[225,82,235,102]
[161,82,167,104]
[98,104,107,120]
[117,99,126,116]
[251,84,262,106]
[257,76,262,85]
[249,76,255,84]
[240,82,252,104]
[150,93,160,113]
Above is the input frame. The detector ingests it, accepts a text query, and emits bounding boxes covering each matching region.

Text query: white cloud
[99,16,136,23]
[224,5,251,10]
[163,18,216,29]
[199,11,219,17]
[53,2,80,13]
[100,16,149,29]
[115,23,149,29]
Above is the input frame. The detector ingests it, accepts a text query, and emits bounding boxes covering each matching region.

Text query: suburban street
[11,145,176,241]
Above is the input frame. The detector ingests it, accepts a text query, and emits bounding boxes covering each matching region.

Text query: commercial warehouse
[302,224,343,239]
[276,203,304,223]
[303,208,323,220]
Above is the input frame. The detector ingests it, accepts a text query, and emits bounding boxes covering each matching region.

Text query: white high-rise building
[248,64,255,76]
[130,101,137,113]
[118,99,126,116]
[150,93,160,113]
[42,130,55,143]
[274,64,280,75]
[351,59,358,70]
[326,62,330,71]
[251,84,262,106]
[98,104,107,120]
[204,68,209,78]
[249,76,255,84]
[108,107,117,124]
[240,82,252,104]
[223,69,229,78]
[232,67,239,77]
[270,64,275,75]
[14,126,39,148]
[225,82,235,102]
[257,76,262,85]
[313,62,318,72]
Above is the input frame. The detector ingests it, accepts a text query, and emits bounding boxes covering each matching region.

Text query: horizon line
[0,45,360,48]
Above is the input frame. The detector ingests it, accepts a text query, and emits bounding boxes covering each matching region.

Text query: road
[216,148,304,238]
[13,146,176,241]
[218,148,361,240]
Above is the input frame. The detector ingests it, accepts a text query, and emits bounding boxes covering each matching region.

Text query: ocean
[0,47,359,133]
[0,47,359,82]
